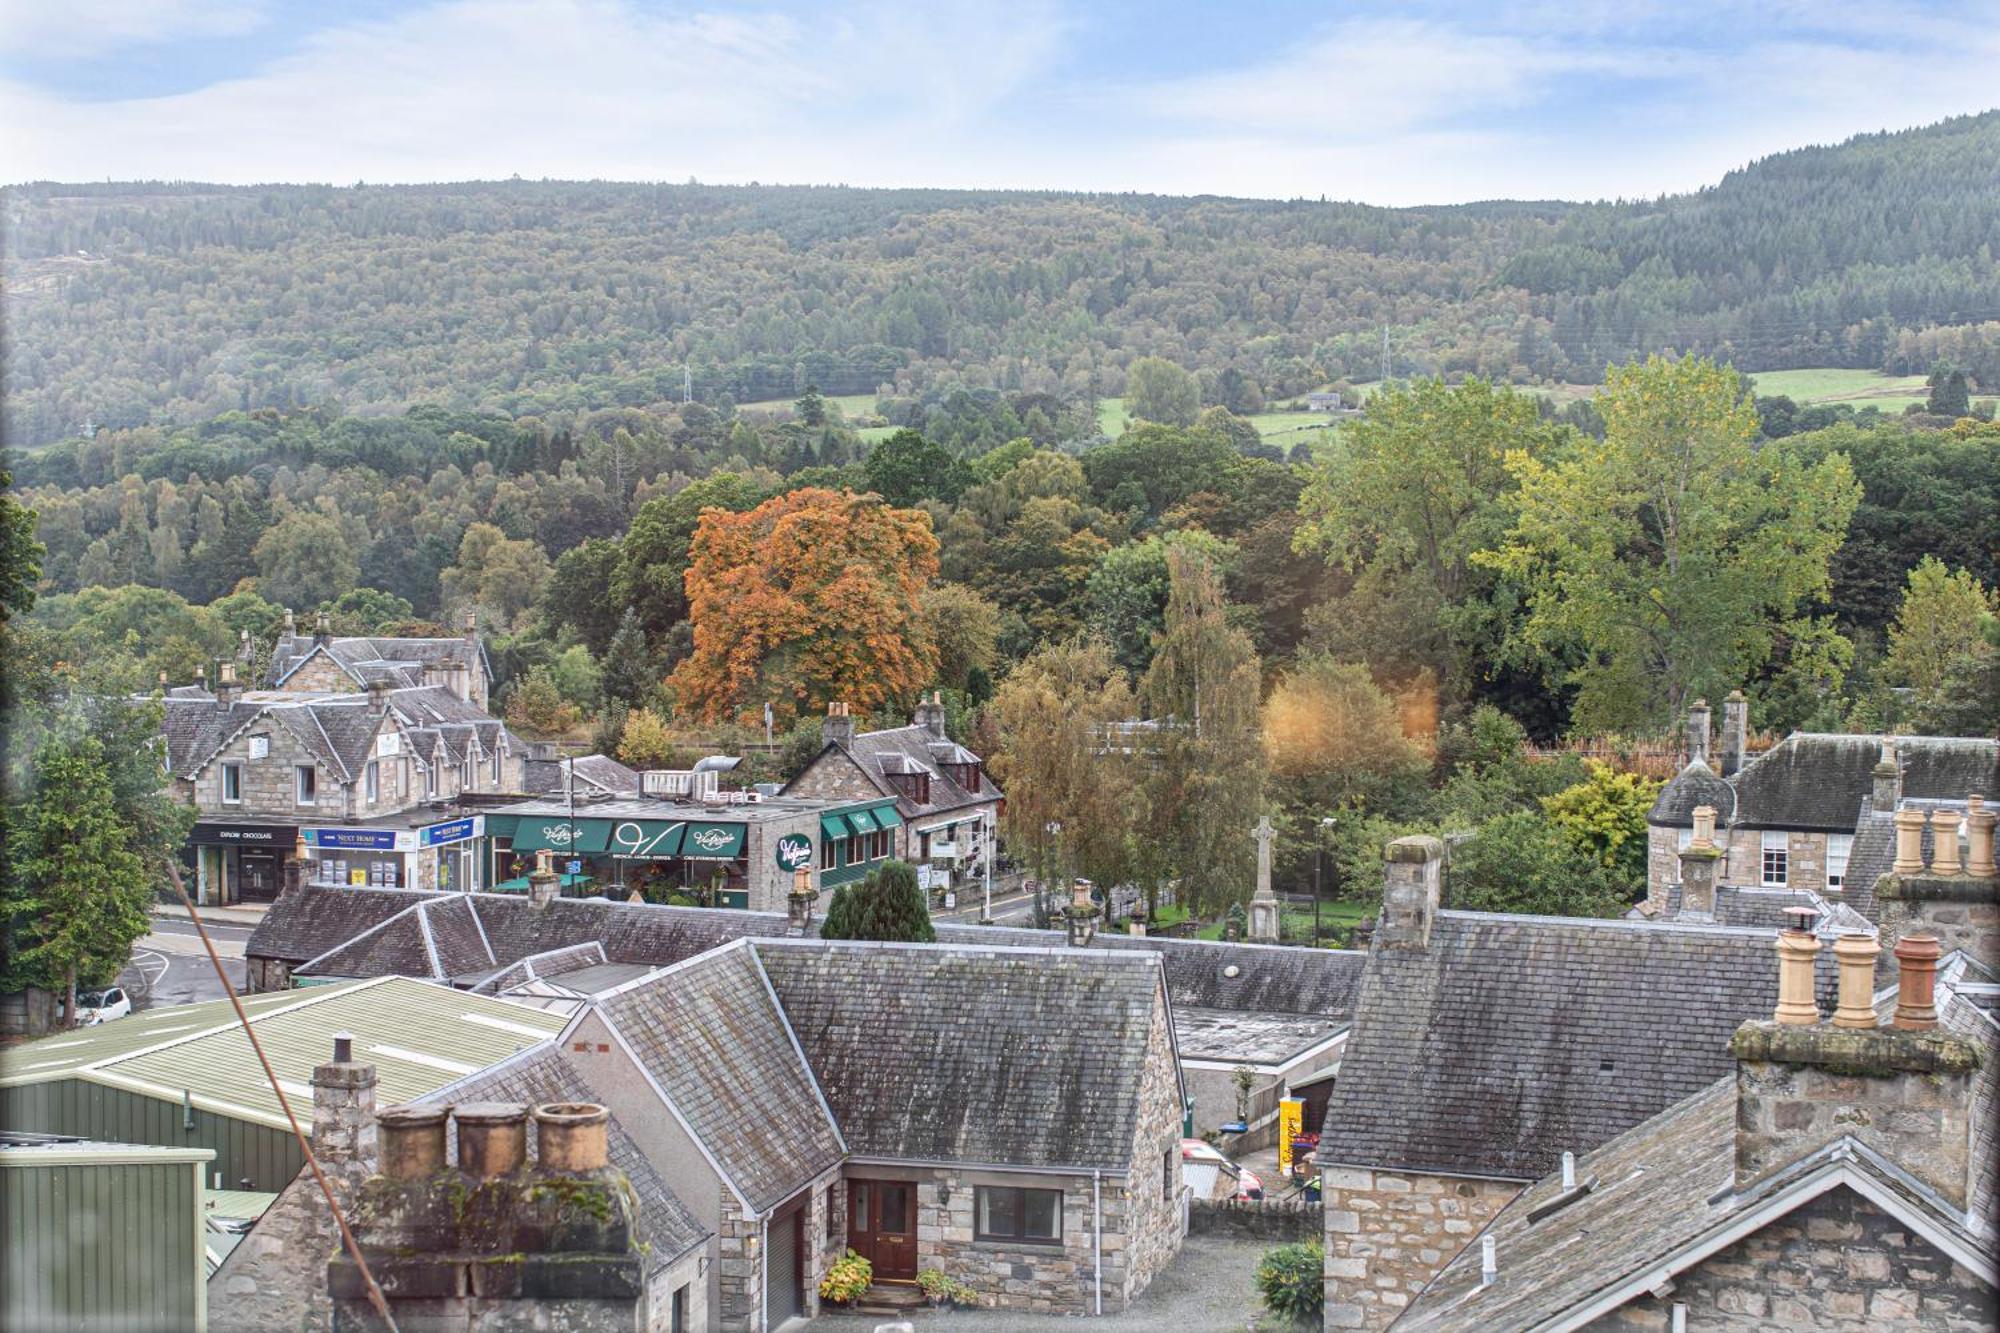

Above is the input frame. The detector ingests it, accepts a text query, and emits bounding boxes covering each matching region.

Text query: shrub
[1255,1240,1324,1323]
[916,1267,979,1308]
[819,1250,872,1305]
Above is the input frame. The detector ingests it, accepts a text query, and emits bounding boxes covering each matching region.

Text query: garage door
[768,1203,803,1325]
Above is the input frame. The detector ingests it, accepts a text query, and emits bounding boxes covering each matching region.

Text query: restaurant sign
[773,833,815,871]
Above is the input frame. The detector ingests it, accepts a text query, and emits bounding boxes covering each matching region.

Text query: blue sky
[3,0,1996,203]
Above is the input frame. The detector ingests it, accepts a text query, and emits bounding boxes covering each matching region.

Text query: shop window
[1826,833,1853,890]
[822,836,838,866]
[295,765,317,806]
[222,762,243,804]
[976,1186,1061,1244]
[1760,830,1788,886]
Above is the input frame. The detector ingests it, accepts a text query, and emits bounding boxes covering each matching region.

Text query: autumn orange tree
[667,488,940,725]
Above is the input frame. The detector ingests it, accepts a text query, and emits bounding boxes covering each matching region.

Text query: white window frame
[1826,833,1853,891]
[295,765,317,806]
[365,761,380,804]
[221,762,243,805]
[1760,830,1789,887]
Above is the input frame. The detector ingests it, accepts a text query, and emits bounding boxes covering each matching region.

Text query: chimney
[313,610,332,647]
[214,660,243,708]
[1731,928,1980,1208]
[1772,924,1821,1025]
[1065,878,1100,948]
[463,608,479,653]
[787,864,818,934]
[1685,698,1711,767]
[1967,795,1996,878]
[283,607,297,637]
[1928,807,1962,875]
[1677,804,1722,916]
[1718,689,1748,777]
[1479,1236,1497,1287]
[330,1101,641,1331]
[822,700,856,749]
[1378,835,1444,951]
[238,627,255,666]
[1871,738,1901,811]
[528,848,561,909]
[1877,799,1999,969]
[366,677,393,714]
[1891,805,1927,874]
[311,1032,377,1171]
[913,691,948,741]
[283,834,309,897]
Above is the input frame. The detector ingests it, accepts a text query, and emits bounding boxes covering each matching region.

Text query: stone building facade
[1320,1167,1520,1328]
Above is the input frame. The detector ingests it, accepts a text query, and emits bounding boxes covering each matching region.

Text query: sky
[2,0,1997,204]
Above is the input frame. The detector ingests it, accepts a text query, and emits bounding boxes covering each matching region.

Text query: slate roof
[1318,913,1812,1179]
[595,942,845,1213]
[160,697,271,777]
[418,1043,709,1272]
[267,632,492,692]
[1172,1006,1345,1065]
[1652,732,1998,832]
[160,692,391,783]
[792,722,1002,823]
[757,940,1173,1170]
[246,886,431,963]
[1396,963,2000,1330]
[570,755,642,796]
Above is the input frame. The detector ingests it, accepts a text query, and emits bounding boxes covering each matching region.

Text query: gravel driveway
[804,1236,1304,1332]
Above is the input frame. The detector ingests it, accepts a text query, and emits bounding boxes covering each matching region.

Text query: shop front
[910,809,993,896]
[185,821,299,906]
[817,802,903,889]
[302,825,417,889]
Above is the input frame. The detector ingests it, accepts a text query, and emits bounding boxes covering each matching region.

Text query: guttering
[1092,1170,1103,1316]
[840,1154,1130,1178]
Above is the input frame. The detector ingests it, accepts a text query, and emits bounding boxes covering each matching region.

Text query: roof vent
[1480,1235,1497,1286]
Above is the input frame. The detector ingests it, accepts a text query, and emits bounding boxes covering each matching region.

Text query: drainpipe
[1092,1170,1103,1315]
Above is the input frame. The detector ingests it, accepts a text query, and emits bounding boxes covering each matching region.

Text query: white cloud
[0,0,267,59]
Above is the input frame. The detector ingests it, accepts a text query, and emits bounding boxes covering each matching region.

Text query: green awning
[605,819,684,860]
[844,807,878,835]
[483,814,521,842]
[679,821,745,860]
[868,804,904,829]
[819,814,851,840]
[510,817,609,854]
[494,871,592,892]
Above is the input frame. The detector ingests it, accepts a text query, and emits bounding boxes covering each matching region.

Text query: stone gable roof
[418,1043,709,1272]
[798,722,1002,821]
[1318,913,1805,1180]
[268,632,492,692]
[293,895,497,982]
[595,942,846,1214]
[756,940,1173,1170]
[1652,733,1998,832]
[160,697,270,777]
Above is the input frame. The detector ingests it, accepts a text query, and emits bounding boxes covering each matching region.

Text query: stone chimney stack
[311,1033,378,1171]
[1685,698,1711,767]
[313,611,332,647]
[1876,796,1999,971]
[1871,738,1901,811]
[1718,689,1748,777]
[1065,878,1100,948]
[528,848,561,909]
[238,627,255,668]
[463,608,479,655]
[365,677,392,714]
[1678,804,1723,917]
[822,700,856,749]
[283,607,297,637]
[330,1101,642,1332]
[787,865,818,934]
[1731,929,1980,1209]
[1378,835,1444,951]
[214,660,243,708]
[913,691,948,741]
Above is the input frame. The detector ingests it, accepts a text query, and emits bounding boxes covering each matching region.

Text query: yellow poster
[1278,1098,1303,1175]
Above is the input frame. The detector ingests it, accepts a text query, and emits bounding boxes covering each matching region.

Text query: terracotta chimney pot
[1964,795,1996,878]
[376,1105,450,1180]
[1929,807,1962,875]
[1773,929,1823,1026]
[1830,931,1881,1030]
[1891,933,1943,1030]
[1891,807,1928,875]
[454,1102,529,1178]
[533,1103,610,1173]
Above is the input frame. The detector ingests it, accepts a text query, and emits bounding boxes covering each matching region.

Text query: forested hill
[5,111,1997,446]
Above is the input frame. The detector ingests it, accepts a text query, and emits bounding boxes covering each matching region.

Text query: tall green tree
[1123,357,1201,428]
[818,860,935,942]
[253,510,359,610]
[1926,366,1971,417]
[863,430,971,507]
[1883,557,1996,705]
[601,607,658,710]
[1480,355,1860,730]
[0,469,41,620]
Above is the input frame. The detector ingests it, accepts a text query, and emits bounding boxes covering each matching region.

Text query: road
[119,918,254,1010]
[931,882,1044,926]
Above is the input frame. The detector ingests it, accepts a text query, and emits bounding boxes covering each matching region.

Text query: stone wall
[1122,999,1188,1303]
[1874,873,2000,971]
[1644,825,1680,907]
[644,1249,707,1333]
[189,709,359,820]
[714,1195,761,1333]
[911,1170,1104,1315]
[1590,1186,1997,1331]
[244,956,291,994]
[782,750,910,864]
[1188,1198,1319,1241]
[1320,1165,1521,1331]
[275,654,352,694]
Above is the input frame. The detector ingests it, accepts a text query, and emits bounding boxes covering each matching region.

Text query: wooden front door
[847,1180,917,1281]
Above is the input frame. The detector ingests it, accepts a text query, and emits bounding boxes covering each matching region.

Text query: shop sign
[191,822,295,846]
[304,826,413,852]
[1278,1099,1304,1175]
[419,816,483,848]
[610,820,684,859]
[773,833,815,870]
[681,822,745,860]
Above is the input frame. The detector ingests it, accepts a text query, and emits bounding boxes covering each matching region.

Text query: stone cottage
[1644,694,1997,907]
[554,935,1185,1330]
[783,697,1005,898]
[1390,931,1997,1332]
[266,608,493,710]
[1316,835,1841,1331]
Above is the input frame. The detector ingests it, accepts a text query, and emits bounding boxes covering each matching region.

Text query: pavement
[804,1236,1285,1331]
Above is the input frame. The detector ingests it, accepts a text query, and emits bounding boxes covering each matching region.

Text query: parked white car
[77,987,132,1025]
[1180,1138,1264,1201]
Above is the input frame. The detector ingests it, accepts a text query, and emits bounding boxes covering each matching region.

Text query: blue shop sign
[304,827,403,852]
[420,816,484,848]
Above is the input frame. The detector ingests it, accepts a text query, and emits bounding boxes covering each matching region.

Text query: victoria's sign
[613,820,683,859]
[688,827,734,853]
[773,833,815,871]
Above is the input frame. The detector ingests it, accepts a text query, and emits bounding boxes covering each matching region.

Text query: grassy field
[1747,367,1931,412]
[737,392,879,419]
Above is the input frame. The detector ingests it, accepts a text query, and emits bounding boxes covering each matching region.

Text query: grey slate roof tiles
[268,632,491,691]
[1318,912,1794,1179]
[756,940,1168,1170]
[596,942,845,1214]
[1651,732,1997,832]
[824,722,1002,820]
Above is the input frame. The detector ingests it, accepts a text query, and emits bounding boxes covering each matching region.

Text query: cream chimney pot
[1891,807,1927,875]
[1690,804,1716,847]
[1966,795,1996,877]
[1929,807,1962,875]
[1773,929,1822,1025]
[1830,932,1881,1030]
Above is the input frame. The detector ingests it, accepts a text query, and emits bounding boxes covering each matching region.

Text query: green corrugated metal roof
[0,989,306,1084]
[1,978,565,1130]
[204,1187,279,1220]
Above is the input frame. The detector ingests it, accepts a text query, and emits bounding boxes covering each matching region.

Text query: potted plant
[819,1250,873,1306]
[916,1267,979,1309]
